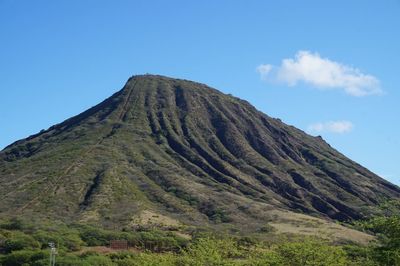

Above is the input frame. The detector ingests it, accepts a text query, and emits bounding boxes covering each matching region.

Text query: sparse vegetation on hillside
[0,75,398,235]
[1,215,399,266]
[1,75,400,265]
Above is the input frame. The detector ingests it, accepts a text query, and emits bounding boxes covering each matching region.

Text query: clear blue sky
[1,0,399,184]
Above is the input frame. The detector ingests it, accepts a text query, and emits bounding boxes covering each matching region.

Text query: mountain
[0,75,399,240]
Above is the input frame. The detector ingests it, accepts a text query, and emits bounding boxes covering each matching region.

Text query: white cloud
[256,64,273,79]
[307,120,354,134]
[257,51,382,96]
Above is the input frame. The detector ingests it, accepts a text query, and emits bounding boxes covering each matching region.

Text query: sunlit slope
[0,75,398,234]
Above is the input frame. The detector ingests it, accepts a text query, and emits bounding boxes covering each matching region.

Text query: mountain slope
[0,75,399,236]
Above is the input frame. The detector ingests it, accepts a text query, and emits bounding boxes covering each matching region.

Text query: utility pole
[49,242,57,266]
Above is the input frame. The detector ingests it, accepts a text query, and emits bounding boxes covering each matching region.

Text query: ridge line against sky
[0,0,399,185]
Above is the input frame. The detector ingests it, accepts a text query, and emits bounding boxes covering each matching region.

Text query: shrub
[0,218,25,231]
[361,216,400,265]
[1,250,47,266]
[177,237,242,265]
[3,232,40,253]
[84,255,114,266]
[30,227,84,252]
[275,238,348,266]
[52,254,91,266]
[77,225,118,246]
[113,252,177,266]
[247,250,285,266]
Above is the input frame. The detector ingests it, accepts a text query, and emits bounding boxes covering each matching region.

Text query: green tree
[275,239,348,266]
[3,232,40,253]
[176,237,247,265]
[362,216,400,265]
[84,255,114,266]
[1,250,47,266]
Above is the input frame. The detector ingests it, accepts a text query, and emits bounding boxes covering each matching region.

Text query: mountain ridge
[0,74,399,239]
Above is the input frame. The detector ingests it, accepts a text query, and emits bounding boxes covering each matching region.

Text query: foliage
[1,231,40,253]
[360,215,400,265]
[76,224,188,251]
[112,252,177,266]
[274,238,348,266]
[0,217,25,230]
[177,237,242,265]
[0,250,47,266]
[0,217,393,266]
[82,255,114,266]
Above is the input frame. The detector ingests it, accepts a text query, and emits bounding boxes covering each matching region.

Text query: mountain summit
[1,75,399,236]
